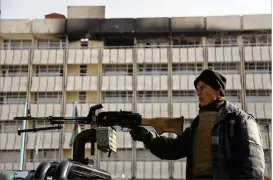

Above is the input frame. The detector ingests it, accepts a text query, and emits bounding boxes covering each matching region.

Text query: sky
[1,0,272,19]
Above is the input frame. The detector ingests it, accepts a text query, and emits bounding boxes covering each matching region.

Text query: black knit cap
[194,69,227,96]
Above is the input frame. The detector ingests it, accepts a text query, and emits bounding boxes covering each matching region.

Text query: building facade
[0,6,271,179]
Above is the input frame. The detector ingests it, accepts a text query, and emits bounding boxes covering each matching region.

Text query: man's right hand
[129,126,154,147]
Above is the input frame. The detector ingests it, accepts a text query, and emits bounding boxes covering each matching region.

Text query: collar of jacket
[213,101,238,127]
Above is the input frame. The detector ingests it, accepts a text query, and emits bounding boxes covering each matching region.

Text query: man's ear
[216,90,221,97]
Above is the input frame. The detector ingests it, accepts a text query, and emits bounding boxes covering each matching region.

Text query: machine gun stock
[142,117,183,136]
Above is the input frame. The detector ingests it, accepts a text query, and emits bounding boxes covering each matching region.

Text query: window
[245,62,271,74]
[102,91,132,103]
[180,37,202,46]
[242,34,271,46]
[208,62,239,74]
[80,65,87,76]
[36,65,63,76]
[0,92,26,104]
[79,92,86,103]
[172,91,196,102]
[35,92,62,104]
[3,40,9,49]
[81,38,88,48]
[246,90,271,102]
[246,90,271,96]
[37,39,66,49]
[172,63,203,75]
[138,64,168,75]
[1,65,28,77]
[225,90,240,102]
[103,64,133,76]
[172,37,202,46]
[137,38,169,47]
[104,37,134,46]
[207,36,238,46]
[3,40,32,50]
[138,91,168,103]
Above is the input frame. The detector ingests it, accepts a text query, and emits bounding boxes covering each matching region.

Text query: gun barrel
[14,116,88,121]
[14,117,50,120]
[18,126,63,135]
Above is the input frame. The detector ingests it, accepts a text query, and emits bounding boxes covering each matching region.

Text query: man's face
[196,81,219,106]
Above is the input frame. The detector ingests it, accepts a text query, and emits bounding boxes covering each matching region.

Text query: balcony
[137,75,168,91]
[31,76,62,92]
[137,48,168,63]
[224,74,242,90]
[246,74,271,90]
[66,76,98,91]
[134,161,169,179]
[244,46,271,62]
[67,49,100,64]
[173,103,198,119]
[0,50,30,65]
[172,74,197,90]
[0,104,26,120]
[246,102,271,119]
[32,49,65,64]
[207,46,241,62]
[100,161,131,179]
[172,47,204,63]
[102,76,133,91]
[0,162,20,171]
[0,76,28,92]
[0,133,21,150]
[26,132,60,150]
[137,103,168,118]
[28,104,62,116]
[103,49,133,64]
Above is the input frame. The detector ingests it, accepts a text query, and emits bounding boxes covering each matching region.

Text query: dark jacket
[146,101,265,179]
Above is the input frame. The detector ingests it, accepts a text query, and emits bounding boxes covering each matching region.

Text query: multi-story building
[0,6,271,179]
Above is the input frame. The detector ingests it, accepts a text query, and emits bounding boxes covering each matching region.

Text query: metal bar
[238,36,246,111]
[70,101,77,159]
[131,37,138,179]
[95,46,103,168]
[18,102,28,170]
[21,40,34,170]
[168,36,174,179]
[59,36,68,161]
[202,37,208,69]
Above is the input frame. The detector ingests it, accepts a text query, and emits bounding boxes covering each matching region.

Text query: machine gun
[14,104,183,136]
[13,104,184,180]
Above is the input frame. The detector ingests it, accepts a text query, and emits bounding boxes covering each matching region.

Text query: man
[130,69,265,179]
